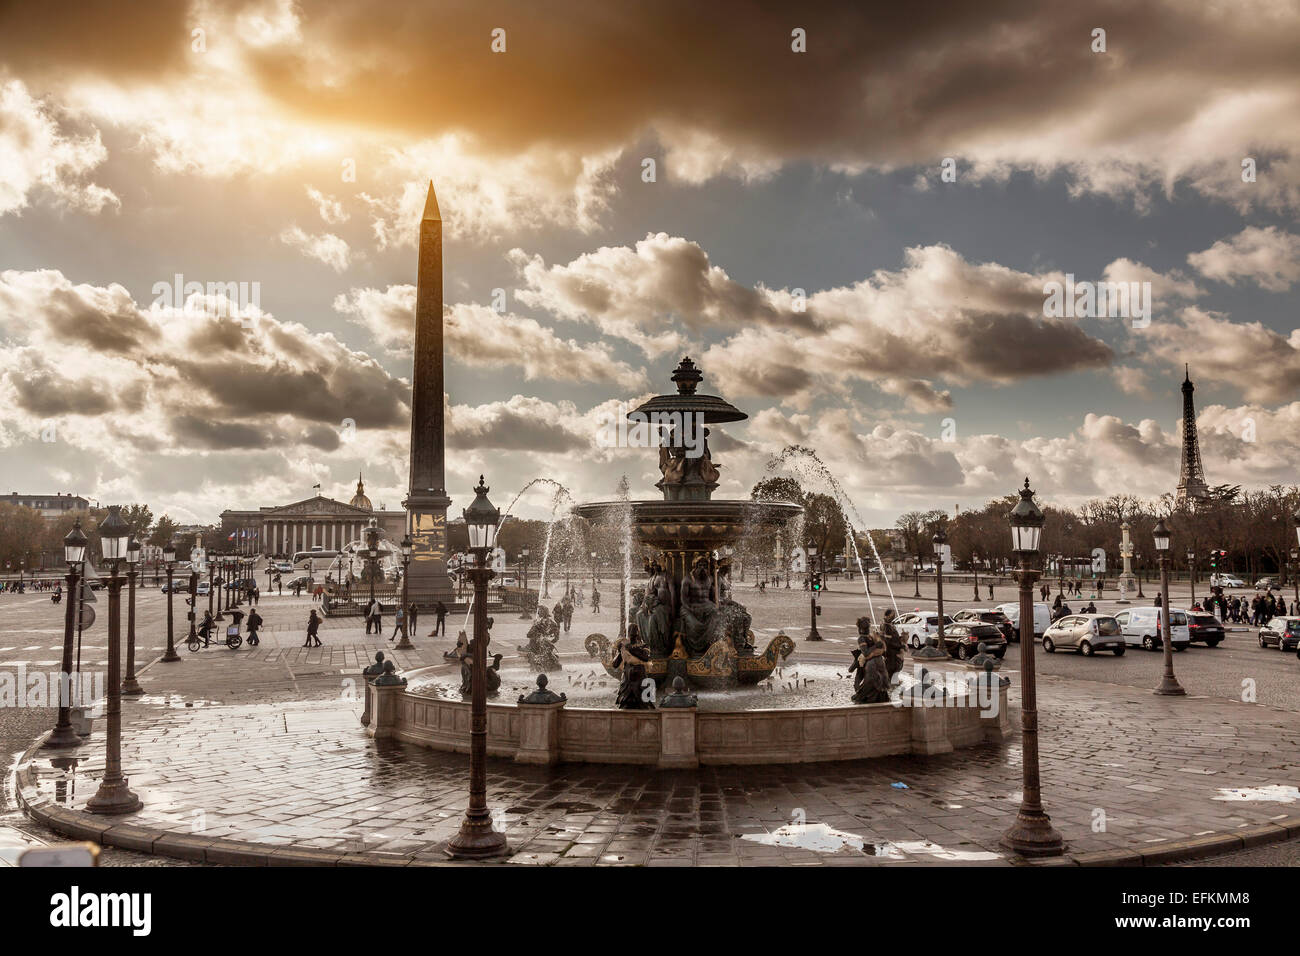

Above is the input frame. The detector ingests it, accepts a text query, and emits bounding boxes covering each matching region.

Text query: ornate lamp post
[85,506,142,815]
[121,536,143,696]
[395,535,414,650]
[1291,549,1299,612]
[913,552,922,599]
[590,550,597,589]
[1001,478,1064,857]
[366,518,380,607]
[46,520,88,749]
[972,549,981,602]
[1056,553,1065,599]
[162,537,181,662]
[1186,548,1196,606]
[447,476,508,859]
[208,556,219,621]
[521,547,530,592]
[806,544,822,641]
[914,526,950,659]
[1292,508,1300,608]
[1152,518,1186,697]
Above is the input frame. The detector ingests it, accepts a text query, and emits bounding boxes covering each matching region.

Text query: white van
[1114,606,1190,651]
[993,601,1052,639]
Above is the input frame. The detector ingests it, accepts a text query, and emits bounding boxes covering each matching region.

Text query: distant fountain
[580,358,802,687]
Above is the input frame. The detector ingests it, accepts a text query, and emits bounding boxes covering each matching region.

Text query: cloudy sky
[2,0,1299,528]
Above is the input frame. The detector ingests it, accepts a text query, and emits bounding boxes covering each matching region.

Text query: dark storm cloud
[171,414,275,450]
[241,1,1300,177]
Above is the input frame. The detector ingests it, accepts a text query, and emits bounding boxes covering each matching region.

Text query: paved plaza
[6,583,1300,866]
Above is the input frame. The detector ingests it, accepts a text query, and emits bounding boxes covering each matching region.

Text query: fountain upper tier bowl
[573,498,803,552]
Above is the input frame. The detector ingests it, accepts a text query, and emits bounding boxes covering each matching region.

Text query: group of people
[1040,580,1098,601]
[1192,589,1299,624]
[1,578,60,594]
[195,605,264,647]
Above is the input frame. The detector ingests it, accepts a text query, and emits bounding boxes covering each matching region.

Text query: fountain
[579,357,802,687]
[369,358,1012,766]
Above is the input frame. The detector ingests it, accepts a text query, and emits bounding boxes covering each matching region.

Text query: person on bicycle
[246,607,263,646]
[199,609,215,647]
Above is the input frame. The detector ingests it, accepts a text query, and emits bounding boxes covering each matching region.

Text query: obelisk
[403,182,455,606]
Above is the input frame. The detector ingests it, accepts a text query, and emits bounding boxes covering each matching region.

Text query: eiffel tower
[1175,364,1210,506]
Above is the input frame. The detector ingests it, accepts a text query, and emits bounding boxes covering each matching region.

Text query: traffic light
[811,571,822,592]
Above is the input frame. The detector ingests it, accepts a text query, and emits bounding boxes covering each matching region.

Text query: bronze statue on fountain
[582,357,802,689]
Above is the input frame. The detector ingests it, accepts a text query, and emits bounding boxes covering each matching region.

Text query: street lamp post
[521,548,529,592]
[395,535,414,650]
[806,544,821,641]
[85,506,142,815]
[1001,479,1064,857]
[447,476,508,860]
[972,550,980,602]
[1187,549,1196,607]
[1153,519,1186,697]
[1056,553,1065,599]
[913,553,922,599]
[208,558,218,622]
[46,520,88,749]
[366,518,380,608]
[162,538,181,662]
[122,536,143,696]
[590,551,597,589]
[1292,508,1300,608]
[914,527,950,660]
[1291,549,1299,612]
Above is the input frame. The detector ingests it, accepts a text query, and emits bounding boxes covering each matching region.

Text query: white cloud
[1188,226,1300,292]
[279,225,352,271]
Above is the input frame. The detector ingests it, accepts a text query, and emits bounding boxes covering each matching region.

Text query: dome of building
[349,473,373,511]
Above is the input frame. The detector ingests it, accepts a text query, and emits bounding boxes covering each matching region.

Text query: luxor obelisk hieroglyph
[403,182,455,606]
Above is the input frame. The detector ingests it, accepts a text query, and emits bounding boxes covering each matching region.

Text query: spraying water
[767,445,899,623]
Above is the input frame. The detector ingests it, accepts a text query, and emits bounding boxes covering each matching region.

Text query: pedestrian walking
[987,581,994,602]
[246,607,262,646]
[408,602,419,637]
[432,600,447,637]
[252,585,260,606]
[305,609,322,647]
[591,588,601,613]
[390,604,405,641]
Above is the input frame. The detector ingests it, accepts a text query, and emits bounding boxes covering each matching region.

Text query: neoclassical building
[220,476,406,557]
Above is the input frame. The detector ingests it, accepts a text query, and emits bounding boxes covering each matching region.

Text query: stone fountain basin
[366,655,1010,767]
[573,498,802,550]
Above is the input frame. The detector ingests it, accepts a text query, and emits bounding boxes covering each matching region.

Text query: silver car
[1042,614,1126,656]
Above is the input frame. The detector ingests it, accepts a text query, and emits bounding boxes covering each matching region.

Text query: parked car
[223,576,258,592]
[952,608,1016,643]
[894,611,953,649]
[285,575,311,591]
[1113,606,1190,651]
[1041,614,1126,656]
[993,601,1052,639]
[499,576,518,587]
[940,621,1007,660]
[1186,612,1225,647]
[1258,617,1300,651]
[274,561,295,574]
[195,581,211,596]
[1209,573,1244,588]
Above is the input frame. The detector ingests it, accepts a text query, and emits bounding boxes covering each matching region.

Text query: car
[1209,574,1244,588]
[993,601,1052,639]
[1255,577,1278,589]
[285,575,311,591]
[894,611,953,649]
[273,561,294,574]
[1258,617,1300,651]
[1041,614,1126,656]
[1113,606,1190,651]
[940,621,1007,660]
[223,576,258,592]
[1186,612,1225,647]
[195,581,211,596]
[499,576,518,587]
[951,608,1016,644]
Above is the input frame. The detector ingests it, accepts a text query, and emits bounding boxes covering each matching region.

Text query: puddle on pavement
[741,822,1000,860]
[1213,785,1300,803]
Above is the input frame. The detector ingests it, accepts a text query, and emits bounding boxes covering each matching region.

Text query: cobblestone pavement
[6,585,1300,866]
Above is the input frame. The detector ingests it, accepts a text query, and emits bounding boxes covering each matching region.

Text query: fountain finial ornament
[519,673,567,705]
[671,356,703,394]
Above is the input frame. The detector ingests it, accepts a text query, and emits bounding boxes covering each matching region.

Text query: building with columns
[220,476,406,557]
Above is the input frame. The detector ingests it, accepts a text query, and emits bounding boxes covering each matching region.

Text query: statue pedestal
[909,701,953,755]
[658,708,698,768]
[516,699,565,765]
[365,682,406,740]
[1117,573,1136,604]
